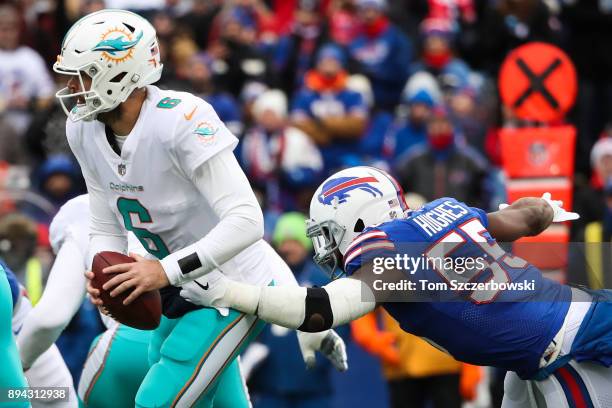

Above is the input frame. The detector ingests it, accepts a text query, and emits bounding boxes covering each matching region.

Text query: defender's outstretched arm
[181,267,377,333]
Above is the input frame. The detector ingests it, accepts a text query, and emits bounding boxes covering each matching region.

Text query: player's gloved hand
[539,192,580,222]
[297,330,348,372]
[498,192,580,222]
[179,271,230,316]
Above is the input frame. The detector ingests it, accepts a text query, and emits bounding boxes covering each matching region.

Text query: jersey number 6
[117,198,170,259]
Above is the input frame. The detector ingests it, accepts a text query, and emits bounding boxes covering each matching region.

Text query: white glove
[297,330,348,372]
[498,192,580,223]
[540,192,580,222]
[179,270,230,316]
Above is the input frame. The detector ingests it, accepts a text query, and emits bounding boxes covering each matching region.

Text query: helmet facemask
[54,62,106,122]
[307,166,410,280]
[307,219,346,280]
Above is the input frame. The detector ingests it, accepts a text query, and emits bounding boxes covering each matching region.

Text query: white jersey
[66,86,272,310]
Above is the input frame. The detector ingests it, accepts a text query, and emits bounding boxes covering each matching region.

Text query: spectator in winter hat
[410,18,472,94]
[210,6,271,96]
[348,0,413,111]
[572,135,612,239]
[362,72,440,162]
[272,0,331,96]
[240,90,324,213]
[394,105,489,209]
[187,53,243,136]
[291,43,368,174]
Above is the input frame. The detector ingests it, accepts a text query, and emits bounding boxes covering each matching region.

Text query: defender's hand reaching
[297,330,348,372]
[498,192,580,223]
[539,192,580,222]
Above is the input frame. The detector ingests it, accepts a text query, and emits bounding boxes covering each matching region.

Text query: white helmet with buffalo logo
[307,166,409,278]
[53,9,162,121]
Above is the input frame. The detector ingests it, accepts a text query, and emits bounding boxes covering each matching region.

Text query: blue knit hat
[407,89,435,107]
[316,43,347,67]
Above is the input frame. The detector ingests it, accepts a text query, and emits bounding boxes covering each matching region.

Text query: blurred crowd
[1,0,612,407]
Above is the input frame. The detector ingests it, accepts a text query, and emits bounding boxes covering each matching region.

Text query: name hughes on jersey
[412,201,469,237]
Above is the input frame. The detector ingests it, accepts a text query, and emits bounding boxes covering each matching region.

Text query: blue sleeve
[343,228,397,276]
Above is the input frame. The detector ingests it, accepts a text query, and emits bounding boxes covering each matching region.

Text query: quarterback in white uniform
[53,9,346,408]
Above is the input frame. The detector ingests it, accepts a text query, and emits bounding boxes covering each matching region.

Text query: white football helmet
[307,166,409,278]
[53,9,163,121]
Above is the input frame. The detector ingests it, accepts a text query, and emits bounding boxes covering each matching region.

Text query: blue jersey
[349,25,413,110]
[344,197,571,379]
[291,88,367,174]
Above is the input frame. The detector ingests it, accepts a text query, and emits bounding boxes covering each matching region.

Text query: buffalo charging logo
[92,28,143,64]
[318,176,382,206]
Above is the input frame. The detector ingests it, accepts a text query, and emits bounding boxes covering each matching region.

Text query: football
[91,251,162,330]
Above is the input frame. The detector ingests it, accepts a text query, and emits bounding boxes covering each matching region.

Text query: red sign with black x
[499,42,577,123]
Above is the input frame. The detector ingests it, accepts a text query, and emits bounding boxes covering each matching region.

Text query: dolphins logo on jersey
[318,176,382,205]
[92,28,143,63]
[194,121,218,144]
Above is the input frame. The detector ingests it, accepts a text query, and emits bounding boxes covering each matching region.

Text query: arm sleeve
[160,148,264,286]
[219,277,375,332]
[16,238,87,368]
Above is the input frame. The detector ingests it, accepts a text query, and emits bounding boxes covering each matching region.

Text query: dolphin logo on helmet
[92,30,143,55]
[318,176,382,206]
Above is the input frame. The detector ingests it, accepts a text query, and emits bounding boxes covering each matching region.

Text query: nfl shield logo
[118,163,126,176]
